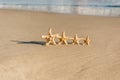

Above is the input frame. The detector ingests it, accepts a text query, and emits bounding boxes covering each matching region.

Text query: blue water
[0,0,120,16]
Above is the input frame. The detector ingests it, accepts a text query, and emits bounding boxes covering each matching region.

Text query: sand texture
[0,9,120,80]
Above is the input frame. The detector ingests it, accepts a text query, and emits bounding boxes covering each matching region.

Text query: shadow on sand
[11,40,46,46]
[11,40,83,46]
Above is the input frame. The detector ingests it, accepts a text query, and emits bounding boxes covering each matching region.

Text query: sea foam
[0,4,120,16]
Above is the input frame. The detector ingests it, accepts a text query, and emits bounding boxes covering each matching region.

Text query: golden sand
[0,9,120,80]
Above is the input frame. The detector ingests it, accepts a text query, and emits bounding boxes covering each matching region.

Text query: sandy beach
[0,9,120,80]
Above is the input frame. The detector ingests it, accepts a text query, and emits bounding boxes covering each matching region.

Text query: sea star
[57,32,68,45]
[42,28,58,45]
[71,34,84,45]
[83,36,90,45]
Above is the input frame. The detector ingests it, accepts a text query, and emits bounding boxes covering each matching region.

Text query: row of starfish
[42,28,90,46]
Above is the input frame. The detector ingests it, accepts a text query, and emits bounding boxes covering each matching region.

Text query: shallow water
[0,0,120,16]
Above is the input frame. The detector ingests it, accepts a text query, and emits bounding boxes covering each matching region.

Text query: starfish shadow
[11,40,46,46]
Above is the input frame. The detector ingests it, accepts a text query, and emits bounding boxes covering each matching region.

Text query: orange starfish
[42,28,58,45]
[83,36,91,45]
[57,32,68,45]
[71,34,84,45]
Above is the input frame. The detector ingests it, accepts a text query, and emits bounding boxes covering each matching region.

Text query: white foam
[0,5,120,16]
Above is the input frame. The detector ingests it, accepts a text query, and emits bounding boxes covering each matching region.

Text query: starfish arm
[77,41,79,44]
[64,40,68,45]
[65,37,69,40]
[51,39,56,45]
[56,36,62,39]
[72,42,75,45]
[87,40,90,45]
[42,35,48,38]
[46,41,51,45]
[58,41,62,45]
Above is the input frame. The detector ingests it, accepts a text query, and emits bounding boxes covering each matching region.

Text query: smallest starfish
[42,28,58,46]
[71,34,84,45]
[57,32,68,45]
[83,36,91,45]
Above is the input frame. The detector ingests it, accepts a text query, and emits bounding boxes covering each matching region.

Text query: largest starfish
[57,32,68,45]
[42,28,58,45]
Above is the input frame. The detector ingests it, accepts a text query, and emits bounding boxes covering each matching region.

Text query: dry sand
[0,9,120,80]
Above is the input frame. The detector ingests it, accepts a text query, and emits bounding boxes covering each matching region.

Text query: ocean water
[0,0,120,16]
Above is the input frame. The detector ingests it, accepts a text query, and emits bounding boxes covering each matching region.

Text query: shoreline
[0,6,120,17]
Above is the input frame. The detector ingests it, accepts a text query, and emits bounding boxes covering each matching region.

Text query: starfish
[83,35,91,45]
[71,34,84,45]
[57,32,68,45]
[42,28,58,45]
